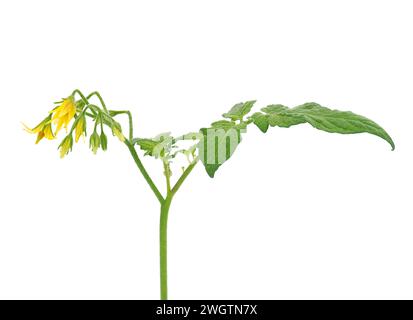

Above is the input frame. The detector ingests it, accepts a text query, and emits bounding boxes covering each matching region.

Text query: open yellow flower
[52,96,76,134]
[23,116,55,144]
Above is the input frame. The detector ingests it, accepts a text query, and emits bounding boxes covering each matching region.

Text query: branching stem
[124,140,164,204]
[81,91,199,300]
[87,91,109,113]
[171,157,199,196]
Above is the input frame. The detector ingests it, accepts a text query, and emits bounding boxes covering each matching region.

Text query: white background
[0,0,412,299]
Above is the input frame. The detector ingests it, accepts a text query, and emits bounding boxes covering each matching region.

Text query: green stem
[160,195,172,300]
[73,89,98,117]
[72,89,89,104]
[110,110,133,141]
[126,111,133,142]
[87,91,109,113]
[163,161,171,193]
[171,157,199,195]
[126,139,198,300]
[159,159,198,300]
[124,140,164,203]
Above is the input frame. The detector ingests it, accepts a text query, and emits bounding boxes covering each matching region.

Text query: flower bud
[89,131,100,154]
[112,122,125,142]
[58,134,73,159]
[74,115,87,143]
[100,131,108,151]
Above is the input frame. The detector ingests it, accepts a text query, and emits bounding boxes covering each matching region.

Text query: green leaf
[249,104,305,131]
[211,120,238,130]
[197,100,394,178]
[267,113,306,128]
[134,133,175,158]
[260,102,395,150]
[134,138,160,156]
[198,121,245,178]
[261,104,288,114]
[223,100,256,121]
[250,112,269,133]
[261,104,306,128]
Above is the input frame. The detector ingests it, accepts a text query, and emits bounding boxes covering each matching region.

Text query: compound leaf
[292,103,394,149]
[201,101,394,178]
[256,102,394,150]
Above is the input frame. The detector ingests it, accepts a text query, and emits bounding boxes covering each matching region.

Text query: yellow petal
[64,114,72,130]
[44,125,55,140]
[22,123,35,133]
[75,128,84,143]
[35,132,45,144]
[22,121,43,134]
[59,148,66,158]
[52,96,76,132]
[55,118,65,135]
[59,137,72,158]
[75,118,85,143]
[68,104,76,120]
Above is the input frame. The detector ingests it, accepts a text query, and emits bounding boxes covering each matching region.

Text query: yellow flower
[59,135,73,158]
[74,115,86,142]
[23,116,55,144]
[52,96,76,134]
[43,125,54,140]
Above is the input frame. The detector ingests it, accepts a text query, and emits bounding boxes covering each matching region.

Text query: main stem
[160,195,172,300]
[159,159,197,300]
[126,138,199,300]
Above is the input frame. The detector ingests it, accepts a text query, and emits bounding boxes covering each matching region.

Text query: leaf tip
[384,134,395,151]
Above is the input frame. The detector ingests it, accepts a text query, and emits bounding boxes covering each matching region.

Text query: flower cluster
[24,91,126,158]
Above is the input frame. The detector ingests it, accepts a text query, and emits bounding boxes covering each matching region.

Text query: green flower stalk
[25,90,394,300]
